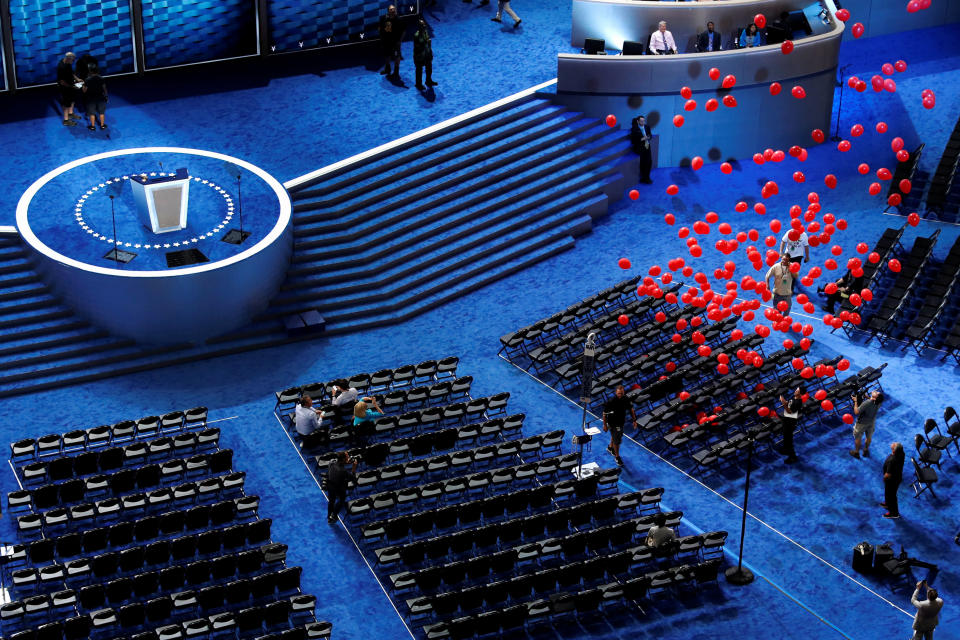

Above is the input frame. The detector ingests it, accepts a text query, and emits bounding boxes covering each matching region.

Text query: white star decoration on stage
[73,173,238,250]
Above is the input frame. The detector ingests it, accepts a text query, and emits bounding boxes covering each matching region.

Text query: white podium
[131,168,190,233]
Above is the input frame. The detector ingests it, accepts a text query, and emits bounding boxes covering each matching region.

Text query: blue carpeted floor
[0,5,958,640]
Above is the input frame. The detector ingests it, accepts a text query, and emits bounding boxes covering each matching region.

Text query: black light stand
[222,162,250,245]
[831,64,852,141]
[575,332,598,478]
[725,436,756,585]
[103,190,136,264]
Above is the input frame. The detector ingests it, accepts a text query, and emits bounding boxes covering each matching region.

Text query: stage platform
[16,147,292,345]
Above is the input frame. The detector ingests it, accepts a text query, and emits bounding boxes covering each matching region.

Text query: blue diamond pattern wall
[141,0,258,69]
[10,0,135,87]
[268,0,419,54]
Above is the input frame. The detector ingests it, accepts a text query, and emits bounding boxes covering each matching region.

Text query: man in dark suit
[697,22,722,52]
[631,115,653,184]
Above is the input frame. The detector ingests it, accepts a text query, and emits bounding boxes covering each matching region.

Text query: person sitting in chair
[294,395,323,436]
[646,512,676,548]
[739,23,766,48]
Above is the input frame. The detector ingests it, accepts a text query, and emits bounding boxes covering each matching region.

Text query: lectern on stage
[131,168,190,233]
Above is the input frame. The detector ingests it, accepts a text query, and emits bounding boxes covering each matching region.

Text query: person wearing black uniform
[602,385,636,466]
[630,115,653,184]
[75,53,97,80]
[379,5,405,78]
[881,442,904,519]
[82,63,108,131]
[778,386,802,464]
[57,52,80,127]
[413,18,437,91]
[822,269,864,314]
[326,451,358,523]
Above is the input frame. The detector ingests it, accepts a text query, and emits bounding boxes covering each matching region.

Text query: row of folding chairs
[318,431,565,496]
[347,453,580,523]
[17,431,223,486]
[377,489,662,574]
[10,409,209,463]
[0,617,328,640]
[275,357,460,410]
[10,450,234,516]
[420,560,723,639]
[0,565,304,633]
[368,473,622,558]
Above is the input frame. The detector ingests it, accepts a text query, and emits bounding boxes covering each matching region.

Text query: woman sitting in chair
[739,23,766,48]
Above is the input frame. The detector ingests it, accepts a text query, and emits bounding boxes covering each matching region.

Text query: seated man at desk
[697,21,722,52]
[649,21,678,55]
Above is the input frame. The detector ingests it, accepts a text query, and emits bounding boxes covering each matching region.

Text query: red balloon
[856,242,868,254]
[720,162,733,175]
[838,140,851,152]
[754,14,767,29]
[811,129,825,143]
[876,121,888,133]
[842,413,854,424]
[861,289,873,302]
[618,258,632,269]
[629,189,639,200]
[667,184,679,195]
[673,115,685,128]
[868,182,881,196]
[705,98,719,112]
[891,137,905,152]
[821,400,834,411]
[888,259,901,272]
[852,22,864,38]
[618,314,629,326]
[884,78,897,93]
[791,85,806,99]
[877,168,892,180]
[801,367,814,379]
[868,252,880,264]
[665,213,676,225]
[735,201,748,212]
[684,99,697,111]
[895,60,907,73]
[850,123,864,137]
[814,389,827,401]
[769,82,782,96]
[897,149,910,162]
[722,74,737,89]
[858,163,870,175]
[837,358,850,371]
[605,114,617,127]
[691,156,704,171]
[708,67,720,81]
[723,95,738,108]
[881,63,895,76]
[781,40,794,55]
[680,86,693,99]
[793,171,805,183]
[825,174,837,189]
[836,8,850,21]
[907,212,920,226]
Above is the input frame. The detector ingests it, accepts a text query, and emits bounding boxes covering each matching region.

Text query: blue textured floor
[0,6,958,640]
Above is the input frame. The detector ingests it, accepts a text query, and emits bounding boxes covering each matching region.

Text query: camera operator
[910,580,943,640]
[326,451,358,524]
[850,389,883,459]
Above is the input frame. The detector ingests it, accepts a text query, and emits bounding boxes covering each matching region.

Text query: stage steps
[0,89,638,396]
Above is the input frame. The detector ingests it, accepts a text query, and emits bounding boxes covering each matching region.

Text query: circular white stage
[16,147,293,345]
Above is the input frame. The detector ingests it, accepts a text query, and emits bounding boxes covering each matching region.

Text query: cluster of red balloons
[907,0,932,12]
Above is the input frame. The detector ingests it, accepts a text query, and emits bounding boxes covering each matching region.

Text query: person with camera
[326,451,358,523]
[352,396,384,447]
[850,389,882,459]
[778,386,802,464]
[910,580,943,640]
[602,384,636,466]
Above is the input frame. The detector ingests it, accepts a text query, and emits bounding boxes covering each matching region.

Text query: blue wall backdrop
[9,0,135,86]
[267,0,418,54]
[141,0,258,69]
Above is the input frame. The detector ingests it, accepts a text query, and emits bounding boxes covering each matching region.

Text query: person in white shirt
[649,21,678,55]
[294,395,323,436]
[330,381,359,426]
[646,512,676,548]
[780,230,810,292]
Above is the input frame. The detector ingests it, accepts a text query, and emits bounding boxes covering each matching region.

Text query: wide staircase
[0,90,637,397]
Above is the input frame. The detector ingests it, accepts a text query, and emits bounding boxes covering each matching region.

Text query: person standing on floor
[82,63,108,131]
[778,386,802,464]
[57,52,80,127]
[881,441,904,519]
[379,5,405,78]
[602,384,636,466]
[492,0,521,28]
[850,389,882,459]
[413,18,437,91]
[631,115,653,184]
[766,253,794,314]
[326,451,358,523]
[910,581,943,640]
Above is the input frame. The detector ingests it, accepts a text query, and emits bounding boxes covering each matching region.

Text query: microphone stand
[108,194,121,267]
[237,174,244,241]
[725,437,756,585]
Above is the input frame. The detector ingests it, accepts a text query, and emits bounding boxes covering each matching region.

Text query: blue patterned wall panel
[141,0,258,69]
[267,0,419,54]
[10,0,135,87]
